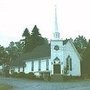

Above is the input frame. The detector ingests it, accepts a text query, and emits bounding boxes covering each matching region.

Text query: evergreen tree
[30,25,48,51]
[22,25,48,53]
[0,45,8,65]
[6,41,18,63]
[22,28,31,53]
[74,35,87,56]
[31,25,41,36]
[22,28,30,38]
[82,40,90,76]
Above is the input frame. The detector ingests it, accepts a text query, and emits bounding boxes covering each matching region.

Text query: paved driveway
[0,77,90,90]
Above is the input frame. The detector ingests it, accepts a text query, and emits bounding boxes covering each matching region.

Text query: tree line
[0,25,90,77]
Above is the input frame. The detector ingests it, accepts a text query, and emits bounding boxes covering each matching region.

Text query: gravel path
[0,77,90,90]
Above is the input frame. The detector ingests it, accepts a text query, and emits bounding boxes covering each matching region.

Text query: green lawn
[0,84,12,90]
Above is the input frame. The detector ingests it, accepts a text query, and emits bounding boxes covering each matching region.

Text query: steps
[51,74,63,81]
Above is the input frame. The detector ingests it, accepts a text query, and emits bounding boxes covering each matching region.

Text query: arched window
[70,58,72,71]
[66,57,69,70]
[66,55,72,71]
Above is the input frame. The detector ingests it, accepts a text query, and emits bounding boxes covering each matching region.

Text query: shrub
[63,76,82,81]
[11,72,38,80]
[26,72,36,79]
[11,72,18,77]
[11,72,26,78]
[16,72,26,78]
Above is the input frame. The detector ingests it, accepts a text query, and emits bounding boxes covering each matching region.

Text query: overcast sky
[0,0,90,47]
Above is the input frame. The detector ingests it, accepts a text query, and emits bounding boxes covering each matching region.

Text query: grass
[0,84,13,90]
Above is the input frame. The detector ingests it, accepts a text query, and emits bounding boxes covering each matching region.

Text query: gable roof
[11,60,25,67]
[19,44,51,61]
[68,39,82,61]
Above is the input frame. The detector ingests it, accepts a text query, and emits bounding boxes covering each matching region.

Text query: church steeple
[55,5,58,32]
[53,5,60,40]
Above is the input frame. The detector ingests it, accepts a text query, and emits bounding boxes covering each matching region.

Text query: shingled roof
[19,44,51,60]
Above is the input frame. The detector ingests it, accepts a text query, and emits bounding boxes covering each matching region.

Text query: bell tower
[51,5,63,75]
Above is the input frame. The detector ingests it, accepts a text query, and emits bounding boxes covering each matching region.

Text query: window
[46,59,49,70]
[31,61,34,71]
[66,58,69,70]
[70,58,72,71]
[54,45,59,51]
[66,56,72,71]
[38,60,41,71]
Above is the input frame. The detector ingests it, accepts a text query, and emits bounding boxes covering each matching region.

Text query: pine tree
[22,28,30,38]
[74,35,87,56]
[22,25,48,53]
[22,28,31,53]
[82,40,90,76]
[31,25,41,36]
[30,25,47,51]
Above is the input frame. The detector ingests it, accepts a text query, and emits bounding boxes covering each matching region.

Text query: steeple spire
[53,5,60,40]
[55,5,58,32]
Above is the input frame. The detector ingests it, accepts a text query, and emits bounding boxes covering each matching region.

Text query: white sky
[0,0,90,47]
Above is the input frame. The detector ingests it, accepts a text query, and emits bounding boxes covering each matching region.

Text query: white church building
[13,7,81,78]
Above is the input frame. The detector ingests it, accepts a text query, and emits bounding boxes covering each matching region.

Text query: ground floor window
[66,55,72,71]
[46,59,49,70]
[31,61,34,71]
[38,60,41,71]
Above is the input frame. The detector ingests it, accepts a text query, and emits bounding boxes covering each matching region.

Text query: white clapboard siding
[14,68,18,73]
[41,60,46,71]
[34,60,38,72]
[20,67,23,72]
[24,61,32,73]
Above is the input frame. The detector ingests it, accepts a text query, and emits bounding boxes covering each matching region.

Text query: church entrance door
[53,64,61,74]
